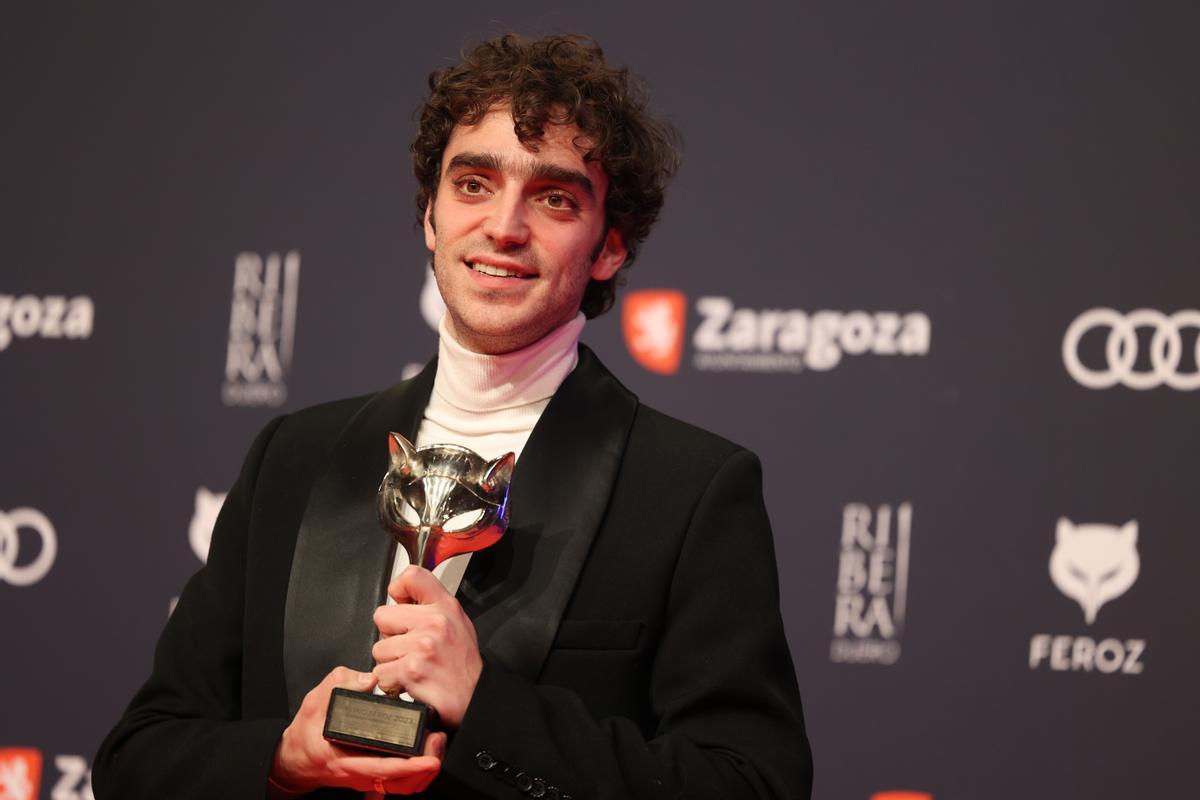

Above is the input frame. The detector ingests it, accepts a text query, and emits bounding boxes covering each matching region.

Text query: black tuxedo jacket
[95,347,811,799]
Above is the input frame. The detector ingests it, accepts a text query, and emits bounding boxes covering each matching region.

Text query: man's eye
[461,180,483,193]
[545,193,573,209]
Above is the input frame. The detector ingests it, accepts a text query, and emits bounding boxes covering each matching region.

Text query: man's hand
[372,565,483,729]
[270,666,446,795]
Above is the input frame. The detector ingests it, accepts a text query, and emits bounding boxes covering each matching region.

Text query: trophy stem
[414,524,432,571]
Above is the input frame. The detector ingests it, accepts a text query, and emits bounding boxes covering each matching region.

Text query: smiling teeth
[468,261,528,278]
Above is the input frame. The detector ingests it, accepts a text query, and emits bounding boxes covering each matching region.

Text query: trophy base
[323,688,436,757]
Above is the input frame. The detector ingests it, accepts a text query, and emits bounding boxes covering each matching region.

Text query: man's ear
[424,203,437,252]
[589,228,627,281]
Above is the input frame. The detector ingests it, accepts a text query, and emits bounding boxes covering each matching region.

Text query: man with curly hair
[96,34,811,799]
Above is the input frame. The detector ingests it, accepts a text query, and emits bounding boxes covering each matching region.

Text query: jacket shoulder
[626,403,753,480]
[273,391,377,442]
[577,346,752,475]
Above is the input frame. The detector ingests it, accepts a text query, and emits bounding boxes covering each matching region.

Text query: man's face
[424,106,626,354]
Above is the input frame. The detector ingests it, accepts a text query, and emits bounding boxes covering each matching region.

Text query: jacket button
[475,750,496,771]
[529,778,547,797]
[545,787,560,800]
[514,772,533,792]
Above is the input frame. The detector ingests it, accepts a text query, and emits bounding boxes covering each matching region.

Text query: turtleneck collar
[432,313,585,413]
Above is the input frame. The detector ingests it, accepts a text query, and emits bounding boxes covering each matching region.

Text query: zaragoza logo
[622,290,930,374]
[0,748,42,800]
[623,290,687,375]
[0,294,94,352]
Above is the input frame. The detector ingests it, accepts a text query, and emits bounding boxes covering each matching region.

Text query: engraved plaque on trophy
[323,432,514,756]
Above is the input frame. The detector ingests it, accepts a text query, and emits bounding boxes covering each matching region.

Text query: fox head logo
[0,748,42,800]
[420,261,446,333]
[1049,518,1139,624]
[189,487,228,563]
[622,289,687,375]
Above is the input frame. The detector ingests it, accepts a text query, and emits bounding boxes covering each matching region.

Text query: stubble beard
[431,243,559,354]
[427,209,607,354]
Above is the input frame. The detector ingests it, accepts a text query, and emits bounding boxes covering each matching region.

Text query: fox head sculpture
[376,432,514,570]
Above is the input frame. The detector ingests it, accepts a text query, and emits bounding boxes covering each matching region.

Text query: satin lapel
[282,359,436,715]
[460,345,639,681]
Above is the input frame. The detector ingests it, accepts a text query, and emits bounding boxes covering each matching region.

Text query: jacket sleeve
[434,449,812,800]
[93,416,291,800]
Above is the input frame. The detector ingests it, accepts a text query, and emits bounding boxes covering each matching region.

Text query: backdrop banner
[2,3,1196,799]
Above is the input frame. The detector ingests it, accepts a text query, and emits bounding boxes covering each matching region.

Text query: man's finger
[325,666,377,692]
[388,564,451,605]
[423,731,447,760]
[409,732,448,792]
[338,752,442,780]
[373,602,429,635]
[372,632,417,664]
[302,667,376,715]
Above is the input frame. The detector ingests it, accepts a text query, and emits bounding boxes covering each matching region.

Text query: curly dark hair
[412,33,681,318]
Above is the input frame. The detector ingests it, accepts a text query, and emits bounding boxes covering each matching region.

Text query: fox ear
[388,432,418,476]
[1120,520,1138,544]
[481,452,515,496]
[1055,517,1074,543]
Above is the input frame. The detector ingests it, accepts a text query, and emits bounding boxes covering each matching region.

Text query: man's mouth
[465,260,534,279]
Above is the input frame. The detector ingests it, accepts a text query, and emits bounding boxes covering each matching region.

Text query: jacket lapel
[282,345,639,711]
[459,345,639,681]
[282,359,436,715]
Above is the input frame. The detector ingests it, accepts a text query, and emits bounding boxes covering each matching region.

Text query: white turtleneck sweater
[385,312,586,595]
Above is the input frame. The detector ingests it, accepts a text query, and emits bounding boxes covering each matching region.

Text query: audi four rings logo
[1063,308,1200,390]
[0,507,58,586]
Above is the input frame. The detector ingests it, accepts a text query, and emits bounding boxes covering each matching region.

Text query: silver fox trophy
[324,432,515,756]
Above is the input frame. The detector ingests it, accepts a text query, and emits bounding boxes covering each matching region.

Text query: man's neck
[432,313,585,413]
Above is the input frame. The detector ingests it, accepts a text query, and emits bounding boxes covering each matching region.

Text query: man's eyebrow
[527,163,594,199]
[445,152,504,175]
[445,151,595,200]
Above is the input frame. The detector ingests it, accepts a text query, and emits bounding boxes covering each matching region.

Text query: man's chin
[444,314,550,355]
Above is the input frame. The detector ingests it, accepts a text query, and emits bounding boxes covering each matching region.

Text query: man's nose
[481,193,530,248]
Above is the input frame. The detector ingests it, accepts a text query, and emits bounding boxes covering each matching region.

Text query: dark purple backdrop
[3,3,1197,799]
